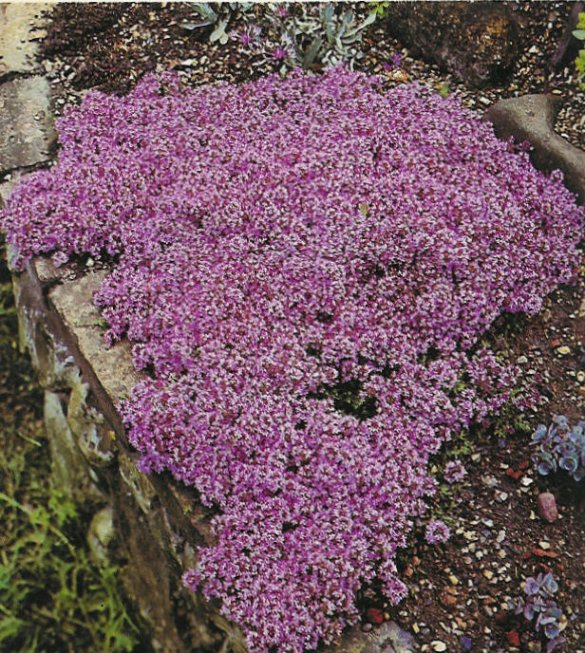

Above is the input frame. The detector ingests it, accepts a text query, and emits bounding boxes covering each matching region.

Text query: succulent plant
[191,2,253,45]
[531,415,585,482]
[509,572,566,652]
[273,3,377,70]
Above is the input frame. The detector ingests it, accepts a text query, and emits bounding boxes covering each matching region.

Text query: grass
[0,238,144,653]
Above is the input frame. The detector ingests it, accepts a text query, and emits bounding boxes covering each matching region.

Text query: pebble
[538,540,551,550]
[440,591,458,608]
[537,492,558,523]
[431,641,447,652]
[483,569,494,580]
[556,345,571,356]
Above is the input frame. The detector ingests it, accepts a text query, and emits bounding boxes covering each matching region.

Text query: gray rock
[49,270,144,404]
[537,492,559,523]
[0,4,50,78]
[550,2,585,71]
[87,506,115,566]
[0,75,55,173]
[386,2,519,88]
[334,621,415,653]
[485,94,585,204]
[66,373,117,468]
[44,389,104,504]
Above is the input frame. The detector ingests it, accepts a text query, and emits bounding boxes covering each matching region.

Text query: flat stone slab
[0,4,50,78]
[485,94,585,204]
[48,269,143,404]
[0,75,55,173]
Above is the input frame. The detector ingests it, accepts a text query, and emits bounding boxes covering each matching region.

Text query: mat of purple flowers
[1,67,583,653]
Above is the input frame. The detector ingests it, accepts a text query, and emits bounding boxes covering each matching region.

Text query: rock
[385,2,519,87]
[506,630,521,647]
[537,492,559,523]
[44,389,104,504]
[66,373,117,468]
[49,270,144,406]
[335,620,415,653]
[0,4,51,78]
[0,76,56,173]
[550,2,585,71]
[440,591,457,608]
[87,506,115,566]
[485,94,585,204]
[431,641,447,652]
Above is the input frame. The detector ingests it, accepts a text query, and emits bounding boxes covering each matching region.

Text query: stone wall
[12,252,412,653]
[11,259,225,653]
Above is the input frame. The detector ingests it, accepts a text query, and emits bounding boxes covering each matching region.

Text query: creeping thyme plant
[2,68,584,653]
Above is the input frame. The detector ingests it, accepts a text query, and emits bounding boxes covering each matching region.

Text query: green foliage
[437,82,450,98]
[279,3,378,70]
[191,2,253,45]
[574,12,585,90]
[0,441,142,653]
[371,2,391,19]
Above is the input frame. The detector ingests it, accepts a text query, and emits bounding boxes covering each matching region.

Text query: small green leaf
[438,82,450,98]
[572,29,585,40]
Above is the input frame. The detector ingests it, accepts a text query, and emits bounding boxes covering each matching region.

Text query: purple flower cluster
[444,459,467,484]
[424,520,451,545]
[1,68,583,653]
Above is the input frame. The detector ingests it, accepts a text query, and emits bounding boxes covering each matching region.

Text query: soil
[388,274,585,653]
[8,2,585,652]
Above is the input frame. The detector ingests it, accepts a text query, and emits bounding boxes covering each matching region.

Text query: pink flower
[444,459,467,484]
[425,520,451,545]
[271,46,288,61]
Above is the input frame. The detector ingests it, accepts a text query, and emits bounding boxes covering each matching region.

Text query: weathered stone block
[0,4,50,78]
[0,75,56,173]
[386,1,520,87]
[485,94,585,204]
[49,270,143,409]
[87,505,115,566]
[12,268,76,389]
[44,389,104,504]
[67,372,117,467]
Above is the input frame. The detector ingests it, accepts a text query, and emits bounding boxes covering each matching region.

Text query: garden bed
[1,3,584,653]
